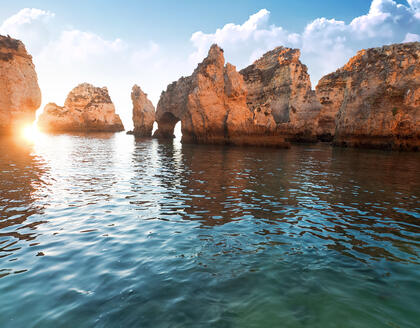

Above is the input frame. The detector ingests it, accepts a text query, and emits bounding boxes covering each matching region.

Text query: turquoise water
[0,132,419,327]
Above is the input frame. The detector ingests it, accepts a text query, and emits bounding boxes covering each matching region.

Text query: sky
[1,0,419,129]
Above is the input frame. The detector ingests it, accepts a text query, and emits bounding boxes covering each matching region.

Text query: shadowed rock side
[131,85,155,137]
[316,42,420,150]
[153,44,289,147]
[0,35,41,134]
[240,47,321,142]
[38,83,124,133]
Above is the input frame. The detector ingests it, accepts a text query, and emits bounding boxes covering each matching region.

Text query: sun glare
[22,123,40,142]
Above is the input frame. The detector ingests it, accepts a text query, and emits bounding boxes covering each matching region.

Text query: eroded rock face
[240,47,321,142]
[38,83,124,133]
[316,42,420,150]
[131,85,155,137]
[154,45,288,147]
[0,35,41,134]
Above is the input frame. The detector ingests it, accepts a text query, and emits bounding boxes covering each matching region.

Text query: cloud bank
[191,0,420,86]
[1,1,419,129]
[0,8,184,129]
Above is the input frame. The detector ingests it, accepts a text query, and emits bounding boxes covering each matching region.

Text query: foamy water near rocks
[0,35,41,134]
[38,83,124,133]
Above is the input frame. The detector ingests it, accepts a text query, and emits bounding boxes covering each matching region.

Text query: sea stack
[316,42,420,150]
[131,85,155,137]
[154,44,288,147]
[240,47,321,142]
[38,83,124,133]
[0,35,41,134]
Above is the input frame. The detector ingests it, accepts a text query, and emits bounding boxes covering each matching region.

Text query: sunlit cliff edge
[0,33,419,150]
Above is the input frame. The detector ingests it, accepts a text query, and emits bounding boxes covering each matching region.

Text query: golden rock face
[131,84,155,137]
[0,35,41,134]
[240,47,321,142]
[316,42,420,150]
[38,83,124,133]
[154,44,288,147]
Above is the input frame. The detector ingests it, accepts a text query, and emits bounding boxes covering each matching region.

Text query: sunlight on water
[21,122,41,143]
[0,133,419,327]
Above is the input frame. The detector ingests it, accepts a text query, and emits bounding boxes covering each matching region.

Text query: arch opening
[154,112,181,139]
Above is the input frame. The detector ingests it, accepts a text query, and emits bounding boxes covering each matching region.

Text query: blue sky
[0,0,419,128]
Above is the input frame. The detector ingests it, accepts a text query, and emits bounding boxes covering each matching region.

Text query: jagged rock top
[65,83,112,109]
[243,47,302,72]
[316,41,420,150]
[239,46,320,140]
[321,42,420,80]
[0,35,31,62]
[131,84,154,109]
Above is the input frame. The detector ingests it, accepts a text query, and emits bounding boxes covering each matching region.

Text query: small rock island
[38,83,124,133]
[131,85,155,137]
[0,35,41,134]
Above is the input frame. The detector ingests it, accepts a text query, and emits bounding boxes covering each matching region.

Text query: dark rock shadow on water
[0,135,49,278]
[132,138,420,265]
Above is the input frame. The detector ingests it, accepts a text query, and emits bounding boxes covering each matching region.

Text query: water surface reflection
[0,133,419,327]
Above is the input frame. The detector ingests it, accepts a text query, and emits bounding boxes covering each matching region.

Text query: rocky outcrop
[316,42,420,150]
[38,83,124,133]
[240,47,321,142]
[153,44,288,147]
[131,85,155,137]
[0,35,41,134]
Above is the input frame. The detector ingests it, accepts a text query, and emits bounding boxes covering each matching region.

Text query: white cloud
[0,8,55,54]
[0,8,193,130]
[1,1,419,130]
[190,0,420,88]
[403,32,420,42]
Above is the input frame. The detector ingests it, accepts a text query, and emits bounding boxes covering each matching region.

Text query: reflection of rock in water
[0,136,48,276]
[154,141,252,226]
[149,140,420,263]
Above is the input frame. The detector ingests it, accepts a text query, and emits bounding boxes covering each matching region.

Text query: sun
[21,123,41,142]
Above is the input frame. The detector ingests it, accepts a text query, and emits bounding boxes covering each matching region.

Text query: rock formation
[240,47,321,142]
[38,83,124,133]
[153,44,288,147]
[0,35,41,134]
[316,42,420,150]
[131,85,155,137]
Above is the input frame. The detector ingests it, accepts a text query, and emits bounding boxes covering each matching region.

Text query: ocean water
[0,132,419,328]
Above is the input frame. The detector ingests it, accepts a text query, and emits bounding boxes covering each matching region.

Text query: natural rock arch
[153,44,289,147]
[153,111,181,138]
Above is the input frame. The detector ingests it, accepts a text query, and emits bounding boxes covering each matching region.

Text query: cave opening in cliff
[174,121,182,139]
[157,112,182,139]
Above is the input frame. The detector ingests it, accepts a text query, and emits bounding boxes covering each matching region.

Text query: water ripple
[0,133,419,327]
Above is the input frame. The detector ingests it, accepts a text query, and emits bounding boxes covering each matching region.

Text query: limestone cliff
[38,83,124,133]
[316,42,420,150]
[131,85,155,137]
[0,35,41,134]
[154,44,288,147]
[240,47,321,142]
